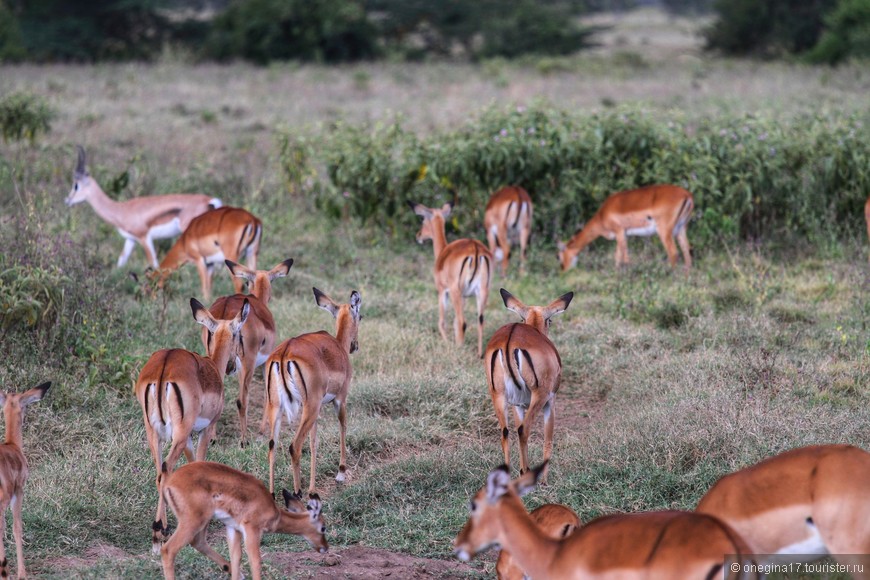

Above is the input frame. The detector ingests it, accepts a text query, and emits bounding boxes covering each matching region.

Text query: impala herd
[3,149,869,579]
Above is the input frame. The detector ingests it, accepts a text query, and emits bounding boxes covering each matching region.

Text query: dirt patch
[44,542,140,569]
[269,545,485,579]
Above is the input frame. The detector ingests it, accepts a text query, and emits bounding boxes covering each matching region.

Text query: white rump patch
[278,361,303,423]
[499,350,531,409]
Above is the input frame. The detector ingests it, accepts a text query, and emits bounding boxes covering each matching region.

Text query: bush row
[277,104,870,248]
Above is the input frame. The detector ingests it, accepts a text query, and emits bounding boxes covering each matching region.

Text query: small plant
[0,92,53,143]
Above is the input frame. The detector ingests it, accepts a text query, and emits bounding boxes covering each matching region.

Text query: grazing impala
[204,259,293,447]
[0,382,50,580]
[135,298,249,552]
[485,289,573,483]
[865,196,870,259]
[409,201,492,357]
[66,146,220,268]
[265,288,361,495]
[557,184,693,272]
[484,186,533,276]
[697,444,870,572]
[455,463,758,580]
[154,206,262,300]
[496,503,579,580]
[160,461,327,580]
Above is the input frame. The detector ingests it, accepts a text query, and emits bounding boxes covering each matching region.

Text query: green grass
[1,23,869,577]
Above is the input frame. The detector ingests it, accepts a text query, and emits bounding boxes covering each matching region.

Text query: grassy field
[2,11,870,579]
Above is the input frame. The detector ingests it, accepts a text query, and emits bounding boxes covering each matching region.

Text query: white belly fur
[204,249,226,265]
[625,220,657,237]
[148,218,183,240]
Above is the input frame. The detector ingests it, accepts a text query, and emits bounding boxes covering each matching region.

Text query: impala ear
[191,298,219,333]
[313,287,339,318]
[282,488,304,511]
[513,461,547,497]
[441,202,454,217]
[556,241,567,252]
[269,258,294,280]
[350,290,361,319]
[500,288,528,319]
[485,465,511,503]
[544,292,574,320]
[75,145,88,177]
[20,381,51,407]
[224,260,252,281]
[408,201,432,219]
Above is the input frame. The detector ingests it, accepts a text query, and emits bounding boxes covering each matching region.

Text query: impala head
[313,288,362,354]
[408,201,453,244]
[0,381,51,424]
[557,240,580,272]
[500,289,573,336]
[225,258,293,303]
[66,145,97,207]
[281,489,329,553]
[454,462,547,562]
[190,297,250,376]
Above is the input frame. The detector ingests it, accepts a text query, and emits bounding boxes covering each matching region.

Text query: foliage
[10,0,177,61]
[808,0,870,64]
[278,103,870,248]
[704,0,838,57]
[0,91,53,143]
[0,0,25,62]
[206,0,379,64]
[369,0,593,60]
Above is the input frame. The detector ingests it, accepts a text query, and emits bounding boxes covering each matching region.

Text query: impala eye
[468,500,477,513]
[74,183,79,191]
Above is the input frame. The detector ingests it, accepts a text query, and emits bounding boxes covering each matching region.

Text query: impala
[697,444,870,572]
[409,201,492,357]
[485,289,573,483]
[557,184,693,272]
[66,146,220,268]
[455,463,758,580]
[496,503,579,580]
[265,288,361,495]
[865,196,870,259]
[160,461,327,580]
[0,381,50,580]
[154,206,262,300]
[135,298,250,552]
[203,258,293,447]
[484,186,533,276]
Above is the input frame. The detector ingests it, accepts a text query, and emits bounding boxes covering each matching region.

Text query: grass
[1,10,870,578]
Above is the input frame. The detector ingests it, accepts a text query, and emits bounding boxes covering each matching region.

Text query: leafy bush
[0,0,24,62]
[0,91,53,143]
[808,0,870,64]
[207,0,379,64]
[277,103,870,248]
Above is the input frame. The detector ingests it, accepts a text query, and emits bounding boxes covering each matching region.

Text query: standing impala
[66,146,220,268]
[0,381,50,580]
[697,444,870,572]
[409,201,492,358]
[496,503,579,580]
[485,289,573,484]
[484,186,533,276]
[865,196,870,259]
[160,461,327,580]
[265,288,361,495]
[135,298,249,552]
[203,258,293,447]
[557,184,693,272]
[455,463,758,580]
[154,206,262,300]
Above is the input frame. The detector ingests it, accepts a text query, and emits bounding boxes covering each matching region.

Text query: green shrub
[0,92,53,143]
[277,103,870,249]
[808,0,870,64]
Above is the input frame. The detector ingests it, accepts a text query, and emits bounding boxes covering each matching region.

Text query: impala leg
[190,526,231,574]
[195,259,211,301]
[195,422,217,462]
[289,406,319,495]
[518,222,530,274]
[237,362,254,447]
[676,228,692,270]
[542,397,556,485]
[449,289,466,347]
[267,403,283,495]
[437,289,451,343]
[118,238,137,268]
[307,415,320,494]
[143,236,159,269]
[491,388,511,470]
[334,398,348,483]
[498,225,510,276]
[0,499,7,578]
[10,494,25,579]
[226,527,243,580]
[161,518,208,580]
[615,231,629,266]
[656,227,679,268]
[517,394,547,478]
[145,423,168,550]
[486,226,499,265]
[475,276,489,359]
[243,527,264,580]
